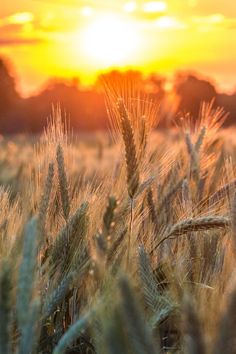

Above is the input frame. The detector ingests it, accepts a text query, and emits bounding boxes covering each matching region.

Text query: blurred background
[0,0,236,133]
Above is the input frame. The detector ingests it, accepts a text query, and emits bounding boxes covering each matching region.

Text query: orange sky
[1,0,236,96]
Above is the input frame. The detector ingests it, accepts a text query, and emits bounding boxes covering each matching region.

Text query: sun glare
[1,12,34,25]
[81,6,93,17]
[123,1,137,13]
[143,1,167,13]
[81,14,139,67]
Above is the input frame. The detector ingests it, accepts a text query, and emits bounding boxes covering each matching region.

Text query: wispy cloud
[0,10,76,46]
[0,12,34,26]
[0,38,44,46]
[191,13,236,31]
[155,16,187,30]
[0,12,45,47]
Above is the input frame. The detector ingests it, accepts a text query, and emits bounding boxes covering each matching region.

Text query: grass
[0,88,236,353]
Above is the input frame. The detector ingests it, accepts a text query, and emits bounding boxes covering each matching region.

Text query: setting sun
[1,0,236,94]
[80,14,139,67]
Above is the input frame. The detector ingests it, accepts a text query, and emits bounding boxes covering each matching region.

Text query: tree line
[0,57,235,133]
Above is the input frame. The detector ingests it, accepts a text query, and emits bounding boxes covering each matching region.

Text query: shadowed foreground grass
[0,92,236,354]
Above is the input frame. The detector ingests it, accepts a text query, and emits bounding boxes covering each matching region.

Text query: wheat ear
[195,126,206,152]
[185,132,200,183]
[117,98,140,199]
[38,162,54,242]
[117,98,139,267]
[103,196,117,236]
[56,144,70,220]
[147,188,158,230]
[51,202,89,268]
[152,216,229,252]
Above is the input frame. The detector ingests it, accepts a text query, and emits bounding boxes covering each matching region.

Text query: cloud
[32,0,80,5]
[0,38,44,47]
[191,13,236,31]
[0,12,36,38]
[143,1,167,13]
[0,12,34,26]
[227,20,236,29]
[0,11,64,47]
[192,13,225,25]
[155,16,187,29]
[0,13,47,47]
[0,23,25,34]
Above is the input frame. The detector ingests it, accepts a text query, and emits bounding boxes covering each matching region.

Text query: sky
[1,0,236,96]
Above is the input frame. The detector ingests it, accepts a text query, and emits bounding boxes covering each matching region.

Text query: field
[1,93,236,354]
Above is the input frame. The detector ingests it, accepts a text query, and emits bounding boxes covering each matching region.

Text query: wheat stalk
[213,287,236,354]
[205,179,236,205]
[183,296,206,354]
[17,217,38,327]
[18,299,40,354]
[119,276,158,354]
[52,311,91,354]
[0,261,11,354]
[231,192,236,257]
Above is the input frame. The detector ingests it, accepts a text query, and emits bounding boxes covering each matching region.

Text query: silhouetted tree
[21,80,107,132]
[0,56,235,134]
[216,92,236,126]
[0,58,22,132]
[145,74,166,100]
[174,74,217,118]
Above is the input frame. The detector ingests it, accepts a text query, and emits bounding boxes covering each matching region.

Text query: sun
[81,14,139,67]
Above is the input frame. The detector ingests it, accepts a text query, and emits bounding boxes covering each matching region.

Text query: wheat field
[1,85,236,354]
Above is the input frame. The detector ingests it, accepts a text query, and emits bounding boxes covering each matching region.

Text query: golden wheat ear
[117,98,140,199]
[56,144,70,220]
[38,162,54,243]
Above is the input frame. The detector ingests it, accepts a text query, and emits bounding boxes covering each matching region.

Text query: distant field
[0,100,236,354]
